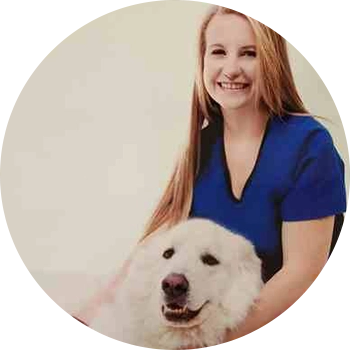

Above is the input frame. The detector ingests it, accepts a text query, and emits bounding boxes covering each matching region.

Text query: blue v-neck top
[190,115,347,281]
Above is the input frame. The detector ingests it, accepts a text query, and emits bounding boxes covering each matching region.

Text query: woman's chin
[219,99,255,114]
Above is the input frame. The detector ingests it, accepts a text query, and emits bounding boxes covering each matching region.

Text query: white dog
[90,219,263,349]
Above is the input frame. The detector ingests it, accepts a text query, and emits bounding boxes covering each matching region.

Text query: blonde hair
[141,6,308,241]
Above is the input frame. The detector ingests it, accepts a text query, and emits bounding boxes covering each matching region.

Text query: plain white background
[0,0,350,276]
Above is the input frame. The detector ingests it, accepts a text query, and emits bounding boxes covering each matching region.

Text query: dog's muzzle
[161,273,208,323]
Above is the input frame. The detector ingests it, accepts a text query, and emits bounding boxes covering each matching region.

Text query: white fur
[91,219,263,349]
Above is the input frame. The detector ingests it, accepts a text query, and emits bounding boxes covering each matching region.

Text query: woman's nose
[222,55,242,79]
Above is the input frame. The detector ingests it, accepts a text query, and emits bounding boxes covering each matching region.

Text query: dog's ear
[220,237,263,328]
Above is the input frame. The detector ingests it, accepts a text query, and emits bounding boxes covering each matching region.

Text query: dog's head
[122,219,263,331]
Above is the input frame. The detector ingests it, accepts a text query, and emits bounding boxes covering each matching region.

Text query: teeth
[220,82,248,90]
[168,306,188,314]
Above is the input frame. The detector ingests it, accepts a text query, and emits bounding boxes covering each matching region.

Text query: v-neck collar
[219,118,272,203]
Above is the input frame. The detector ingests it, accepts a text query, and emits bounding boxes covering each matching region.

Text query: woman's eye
[210,49,255,57]
[211,49,226,56]
[242,50,257,57]
[163,248,175,259]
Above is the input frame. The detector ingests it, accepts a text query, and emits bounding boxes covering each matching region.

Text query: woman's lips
[218,82,250,90]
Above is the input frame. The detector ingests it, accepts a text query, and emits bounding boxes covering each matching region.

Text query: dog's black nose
[162,273,189,298]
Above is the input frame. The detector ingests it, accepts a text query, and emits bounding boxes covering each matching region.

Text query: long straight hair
[140,6,308,241]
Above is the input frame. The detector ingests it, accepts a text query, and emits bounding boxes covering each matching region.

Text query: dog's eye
[201,254,220,266]
[163,248,175,259]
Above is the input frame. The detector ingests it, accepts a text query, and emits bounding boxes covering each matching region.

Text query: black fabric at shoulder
[199,123,222,173]
[330,213,350,264]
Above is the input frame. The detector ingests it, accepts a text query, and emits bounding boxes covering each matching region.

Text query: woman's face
[203,14,259,113]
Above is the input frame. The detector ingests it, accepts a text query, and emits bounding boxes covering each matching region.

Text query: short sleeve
[280,129,347,221]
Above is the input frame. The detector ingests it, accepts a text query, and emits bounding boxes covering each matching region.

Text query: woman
[74,5,346,343]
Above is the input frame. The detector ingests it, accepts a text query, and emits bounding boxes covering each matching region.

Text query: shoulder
[273,114,329,136]
[278,116,346,220]
[271,115,335,153]
[264,115,344,188]
[279,115,345,186]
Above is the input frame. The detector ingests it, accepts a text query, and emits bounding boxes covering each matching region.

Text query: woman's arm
[224,215,334,341]
[225,267,319,349]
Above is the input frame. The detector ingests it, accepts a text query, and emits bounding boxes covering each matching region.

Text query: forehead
[205,14,256,48]
[159,223,236,255]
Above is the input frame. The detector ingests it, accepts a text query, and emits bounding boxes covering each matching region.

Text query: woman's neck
[221,105,269,141]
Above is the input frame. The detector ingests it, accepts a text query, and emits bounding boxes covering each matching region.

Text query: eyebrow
[207,44,256,50]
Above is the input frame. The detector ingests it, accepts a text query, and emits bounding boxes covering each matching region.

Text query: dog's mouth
[161,301,209,323]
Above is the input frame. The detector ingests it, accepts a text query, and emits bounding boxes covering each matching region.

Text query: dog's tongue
[165,295,187,308]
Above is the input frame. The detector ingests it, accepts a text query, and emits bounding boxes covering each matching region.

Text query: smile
[161,301,209,323]
[218,82,250,91]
